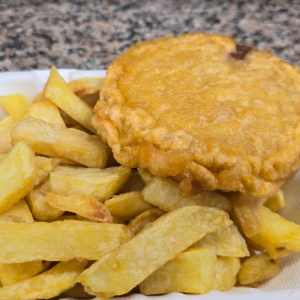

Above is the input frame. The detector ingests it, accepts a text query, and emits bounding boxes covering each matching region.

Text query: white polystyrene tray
[0,70,300,300]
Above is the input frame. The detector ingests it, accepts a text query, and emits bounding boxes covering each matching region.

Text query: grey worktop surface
[1,0,300,71]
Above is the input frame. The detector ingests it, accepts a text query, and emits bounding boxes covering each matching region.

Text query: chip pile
[0,67,299,299]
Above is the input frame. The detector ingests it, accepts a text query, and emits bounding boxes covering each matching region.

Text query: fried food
[231,193,265,237]
[0,261,49,286]
[192,224,249,257]
[104,191,155,220]
[213,257,241,291]
[264,189,285,212]
[50,165,131,201]
[1,48,300,298]
[44,67,97,134]
[0,259,87,300]
[128,208,165,235]
[0,199,33,223]
[92,33,300,197]
[77,206,232,298]
[237,252,279,286]
[26,186,64,221]
[142,175,231,212]
[0,140,36,215]
[67,77,103,98]
[27,100,66,127]
[46,193,113,223]
[11,118,110,168]
[0,94,31,120]
[0,116,17,154]
[139,247,217,295]
[0,220,131,263]
[248,206,300,258]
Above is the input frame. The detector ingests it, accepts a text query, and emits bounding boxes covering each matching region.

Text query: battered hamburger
[92,33,300,198]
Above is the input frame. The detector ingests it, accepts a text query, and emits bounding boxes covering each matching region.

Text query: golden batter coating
[92,33,300,197]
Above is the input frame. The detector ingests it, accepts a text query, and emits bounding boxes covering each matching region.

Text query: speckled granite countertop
[0,0,299,71]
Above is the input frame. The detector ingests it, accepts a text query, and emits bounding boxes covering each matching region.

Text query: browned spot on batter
[276,246,285,251]
[230,44,252,60]
[269,258,275,263]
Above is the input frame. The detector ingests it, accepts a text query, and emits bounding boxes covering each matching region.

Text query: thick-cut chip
[0,155,60,187]
[237,252,279,285]
[27,101,66,127]
[0,197,49,287]
[137,168,154,184]
[0,199,33,223]
[11,117,109,168]
[0,94,31,119]
[229,210,266,253]
[249,206,300,258]
[193,225,249,257]
[34,167,56,188]
[35,77,103,108]
[0,199,45,287]
[78,206,232,298]
[0,198,46,287]
[120,169,146,193]
[35,156,61,173]
[47,193,113,223]
[264,190,285,212]
[26,187,64,221]
[0,140,36,215]
[0,220,131,263]
[0,261,49,286]
[44,66,97,133]
[50,166,131,202]
[213,257,240,291]
[128,208,165,235]
[68,77,104,98]
[105,192,154,220]
[33,156,61,187]
[0,116,16,154]
[140,247,216,295]
[142,176,231,212]
[0,259,87,300]
[232,193,265,237]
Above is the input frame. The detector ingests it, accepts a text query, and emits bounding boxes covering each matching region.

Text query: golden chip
[78,206,232,298]
[237,252,279,285]
[0,220,131,263]
[140,247,217,295]
[47,193,113,223]
[142,176,231,212]
[105,191,154,220]
[11,117,110,168]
